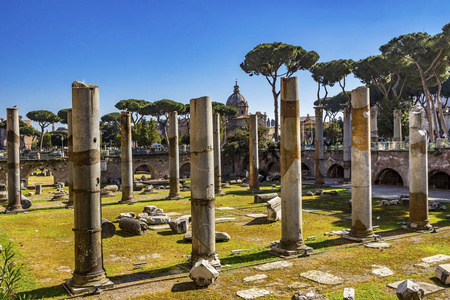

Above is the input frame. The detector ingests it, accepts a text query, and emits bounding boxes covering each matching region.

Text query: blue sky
[1,0,449,128]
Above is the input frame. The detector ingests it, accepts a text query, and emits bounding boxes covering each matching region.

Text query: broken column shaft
[168,111,182,199]
[314,106,324,186]
[120,110,135,204]
[249,114,260,193]
[6,107,23,212]
[67,109,73,208]
[272,77,311,256]
[68,81,112,290]
[409,106,430,229]
[393,109,402,142]
[348,87,374,241]
[213,113,223,196]
[190,96,219,266]
[343,107,351,183]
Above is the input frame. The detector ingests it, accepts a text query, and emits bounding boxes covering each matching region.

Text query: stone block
[143,206,157,214]
[168,215,190,234]
[255,260,292,271]
[371,265,394,277]
[315,189,323,195]
[421,254,450,264]
[300,270,343,285]
[183,231,230,242]
[144,216,171,225]
[236,288,270,300]
[117,212,136,219]
[396,279,424,300]
[243,274,267,283]
[306,191,314,196]
[434,263,450,284]
[343,288,355,300]
[103,185,119,192]
[189,259,219,287]
[254,193,278,203]
[267,196,281,222]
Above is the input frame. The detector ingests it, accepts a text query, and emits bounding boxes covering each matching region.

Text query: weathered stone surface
[396,279,424,300]
[267,196,281,222]
[20,195,32,209]
[101,189,115,197]
[189,259,219,287]
[35,184,42,195]
[246,213,267,218]
[315,189,324,195]
[184,231,230,242]
[143,206,157,214]
[413,263,431,269]
[255,260,292,271]
[118,217,148,235]
[117,212,136,219]
[133,182,143,192]
[388,280,444,295]
[142,216,171,225]
[216,207,234,210]
[365,242,391,249]
[103,185,119,192]
[243,274,267,282]
[371,265,394,277]
[343,287,355,300]
[434,263,450,284]
[287,282,308,289]
[168,215,190,234]
[101,218,116,239]
[421,254,450,264]
[236,288,270,299]
[148,224,170,230]
[300,270,343,285]
[254,193,278,203]
[306,191,314,196]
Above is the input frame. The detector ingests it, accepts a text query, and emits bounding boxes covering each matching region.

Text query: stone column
[67,109,74,208]
[370,106,378,143]
[314,106,324,186]
[346,87,374,241]
[119,110,135,204]
[409,106,430,230]
[213,113,223,196]
[248,114,260,193]
[67,81,112,292]
[190,96,219,267]
[167,111,182,200]
[343,107,351,183]
[6,107,23,212]
[393,109,402,142]
[272,77,312,256]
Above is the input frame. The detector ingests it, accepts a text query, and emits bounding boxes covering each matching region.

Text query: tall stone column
[272,77,312,256]
[343,107,351,183]
[6,107,23,212]
[393,109,402,142]
[213,113,223,196]
[67,81,112,292]
[190,96,219,267]
[67,109,74,208]
[409,106,430,230]
[167,111,182,200]
[314,106,324,186]
[346,87,374,241]
[248,114,260,193]
[370,106,378,143]
[119,110,135,204]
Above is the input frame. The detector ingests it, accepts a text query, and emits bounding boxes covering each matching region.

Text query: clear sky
[1,0,449,128]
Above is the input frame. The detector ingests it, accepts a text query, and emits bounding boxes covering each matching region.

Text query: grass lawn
[1,180,449,299]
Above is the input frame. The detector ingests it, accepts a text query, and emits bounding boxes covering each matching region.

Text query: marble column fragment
[347,87,374,241]
[409,106,430,229]
[190,96,219,267]
[314,106,324,186]
[68,81,112,291]
[343,107,351,183]
[272,77,312,256]
[67,109,74,208]
[393,109,402,142]
[213,113,223,196]
[167,111,182,199]
[248,114,260,193]
[6,107,23,212]
[370,106,378,143]
[119,110,135,204]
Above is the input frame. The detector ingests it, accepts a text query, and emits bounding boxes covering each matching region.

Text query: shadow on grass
[219,250,274,266]
[171,281,206,292]
[244,217,271,226]
[17,284,67,299]
[157,230,176,236]
[115,230,143,238]
[109,265,188,285]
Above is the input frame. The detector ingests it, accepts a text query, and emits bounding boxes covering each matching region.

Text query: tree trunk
[416,63,434,140]
[435,73,448,135]
[39,126,44,152]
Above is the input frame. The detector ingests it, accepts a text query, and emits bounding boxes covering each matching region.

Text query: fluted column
[167,111,182,199]
[347,87,374,241]
[343,107,351,183]
[68,81,112,292]
[314,106,324,186]
[409,106,430,230]
[272,77,312,256]
[248,114,260,193]
[119,110,135,204]
[190,96,219,267]
[6,107,23,212]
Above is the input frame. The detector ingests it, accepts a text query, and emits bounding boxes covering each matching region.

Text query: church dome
[226,81,248,116]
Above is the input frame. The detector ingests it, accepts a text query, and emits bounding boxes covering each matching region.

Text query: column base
[118,198,137,204]
[166,194,184,200]
[190,252,220,268]
[215,191,225,197]
[64,277,114,295]
[247,188,261,194]
[5,204,25,214]
[342,234,376,243]
[408,220,431,231]
[270,244,313,258]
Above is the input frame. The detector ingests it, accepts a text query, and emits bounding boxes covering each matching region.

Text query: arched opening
[134,164,154,181]
[27,168,55,187]
[267,161,281,174]
[327,164,344,178]
[180,163,190,179]
[375,168,404,186]
[301,163,311,177]
[429,171,450,190]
